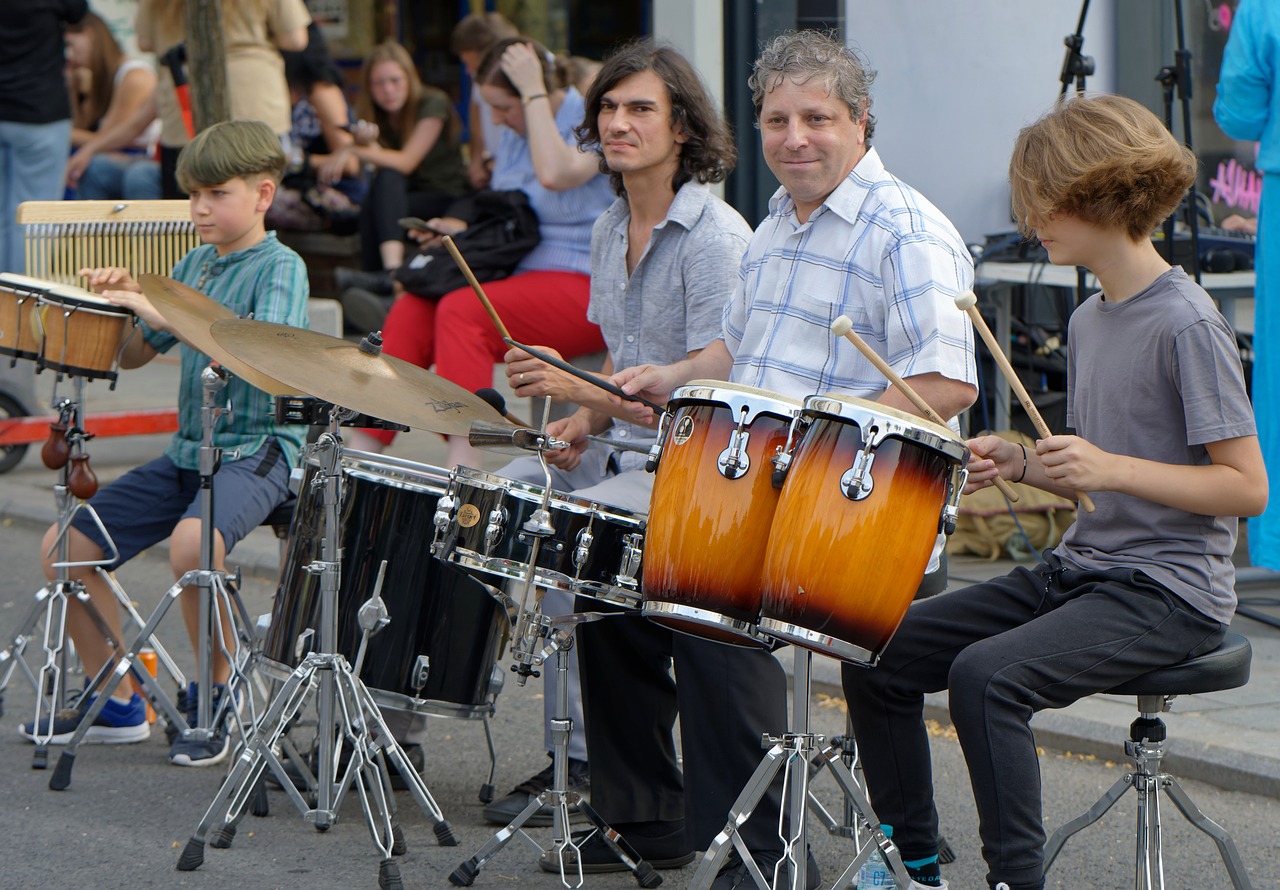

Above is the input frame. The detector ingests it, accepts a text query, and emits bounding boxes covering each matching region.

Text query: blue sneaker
[169,682,240,767]
[19,693,149,745]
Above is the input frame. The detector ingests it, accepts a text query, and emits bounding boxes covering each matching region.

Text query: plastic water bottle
[857,849,894,888]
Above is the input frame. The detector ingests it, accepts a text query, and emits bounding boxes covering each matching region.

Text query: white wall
[844,0,1117,242]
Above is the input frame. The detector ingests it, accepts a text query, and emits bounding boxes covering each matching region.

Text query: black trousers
[576,598,789,855]
[842,553,1224,890]
[358,168,456,270]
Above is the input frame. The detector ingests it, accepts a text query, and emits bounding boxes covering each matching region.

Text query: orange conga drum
[36,284,135,381]
[758,395,968,665]
[640,381,801,645]
[0,273,50,361]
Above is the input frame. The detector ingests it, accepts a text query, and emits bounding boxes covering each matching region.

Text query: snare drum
[640,381,802,645]
[758,395,968,665]
[37,284,134,380]
[263,451,510,719]
[431,466,645,608]
[0,273,50,361]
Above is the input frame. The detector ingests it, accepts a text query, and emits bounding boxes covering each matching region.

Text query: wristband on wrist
[521,92,549,106]
[1012,442,1028,484]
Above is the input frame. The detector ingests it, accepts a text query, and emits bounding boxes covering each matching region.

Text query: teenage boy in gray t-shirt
[844,94,1267,890]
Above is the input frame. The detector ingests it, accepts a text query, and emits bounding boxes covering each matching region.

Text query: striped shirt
[142,231,310,470]
[490,87,615,276]
[724,147,977,403]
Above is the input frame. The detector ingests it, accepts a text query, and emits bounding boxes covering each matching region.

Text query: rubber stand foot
[391,823,407,856]
[209,823,236,849]
[250,779,269,818]
[449,859,478,886]
[434,820,459,846]
[938,833,957,865]
[478,783,494,803]
[49,751,74,790]
[634,861,663,888]
[176,837,205,871]
[32,745,48,770]
[378,858,404,890]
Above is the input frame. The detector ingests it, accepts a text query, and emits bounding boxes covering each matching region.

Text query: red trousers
[371,269,605,445]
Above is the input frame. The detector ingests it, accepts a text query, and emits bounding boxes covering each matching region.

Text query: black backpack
[393,189,540,299]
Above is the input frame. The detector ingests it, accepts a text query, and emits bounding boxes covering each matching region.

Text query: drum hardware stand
[688,648,917,890]
[176,401,458,890]
[450,401,661,889]
[51,365,261,789]
[0,375,183,769]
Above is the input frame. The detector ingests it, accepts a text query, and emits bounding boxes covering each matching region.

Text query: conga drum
[0,273,51,361]
[758,394,968,664]
[640,381,801,645]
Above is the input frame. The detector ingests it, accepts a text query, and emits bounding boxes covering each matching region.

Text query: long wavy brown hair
[67,13,126,131]
[356,41,460,149]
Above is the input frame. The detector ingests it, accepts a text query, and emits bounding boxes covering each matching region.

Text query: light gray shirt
[587,180,752,470]
[1057,267,1255,623]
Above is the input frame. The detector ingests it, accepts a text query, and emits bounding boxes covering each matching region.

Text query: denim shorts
[69,439,290,569]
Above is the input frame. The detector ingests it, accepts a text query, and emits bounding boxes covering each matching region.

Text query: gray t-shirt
[587,181,752,470]
[1056,267,1255,623]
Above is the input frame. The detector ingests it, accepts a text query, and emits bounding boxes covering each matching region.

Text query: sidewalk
[3,356,1279,800]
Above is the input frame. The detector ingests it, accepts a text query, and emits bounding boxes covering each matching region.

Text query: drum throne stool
[1043,630,1254,890]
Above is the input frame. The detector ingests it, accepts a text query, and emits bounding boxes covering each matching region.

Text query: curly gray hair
[748,30,877,141]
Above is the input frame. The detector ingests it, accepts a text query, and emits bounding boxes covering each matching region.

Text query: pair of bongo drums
[0,272,135,381]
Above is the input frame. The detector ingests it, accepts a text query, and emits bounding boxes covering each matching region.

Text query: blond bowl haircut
[175,120,288,192]
[1009,94,1197,242]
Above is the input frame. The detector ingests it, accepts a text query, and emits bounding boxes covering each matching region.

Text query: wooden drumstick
[954,291,1095,513]
[830,315,1020,503]
[442,235,512,341]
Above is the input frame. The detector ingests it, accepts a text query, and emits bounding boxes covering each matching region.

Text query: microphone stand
[1157,0,1203,284]
[1059,0,1096,308]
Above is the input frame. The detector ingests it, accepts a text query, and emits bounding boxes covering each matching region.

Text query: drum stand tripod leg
[450,624,661,889]
[688,649,918,890]
[177,424,457,888]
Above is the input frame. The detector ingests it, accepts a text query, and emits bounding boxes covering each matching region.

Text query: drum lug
[430,493,459,557]
[717,428,751,480]
[770,446,792,488]
[839,447,876,501]
[410,655,430,694]
[572,526,593,572]
[484,506,508,552]
[616,533,643,588]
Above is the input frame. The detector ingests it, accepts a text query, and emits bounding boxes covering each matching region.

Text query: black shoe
[537,822,694,874]
[333,267,394,296]
[339,286,394,334]
[482,757,590,827]
[710,848,820,890]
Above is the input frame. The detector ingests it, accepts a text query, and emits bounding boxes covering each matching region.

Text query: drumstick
[830,315,1020,503]
[954,292,1095,513]
[503,337,667,414]
[442,235,512,341]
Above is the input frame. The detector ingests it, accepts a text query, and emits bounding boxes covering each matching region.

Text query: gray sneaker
[339,287,394,334]
[482,757,590,826]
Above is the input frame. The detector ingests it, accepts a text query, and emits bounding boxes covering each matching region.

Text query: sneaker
[711,848,820,890]
[482,757,590,827]
[18,693,149,745]
[537,823,693,874]
[334,267,394,296]
[169,683,239,767]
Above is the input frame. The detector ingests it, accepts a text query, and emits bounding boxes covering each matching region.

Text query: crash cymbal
[209,318,514,436]
[137,274,297,395]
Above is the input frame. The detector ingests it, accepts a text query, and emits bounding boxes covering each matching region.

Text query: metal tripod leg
[449,625,661,890]
[688,649,917,890]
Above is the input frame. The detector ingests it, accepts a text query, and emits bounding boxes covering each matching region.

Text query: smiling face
[187,176,273,256]
[369,59,410,114]
[597,69,686,181]
[759,76,866,222]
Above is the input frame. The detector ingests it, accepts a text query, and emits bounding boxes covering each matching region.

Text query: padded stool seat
[1108,631,1251,697]
[1045,630,1255,889]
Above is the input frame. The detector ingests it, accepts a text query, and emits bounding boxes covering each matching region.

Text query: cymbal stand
[0,374,183,770]
[176,406,458,890]
[449,399,660,889]
[51,366,261,788]
[688,648,916,890]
